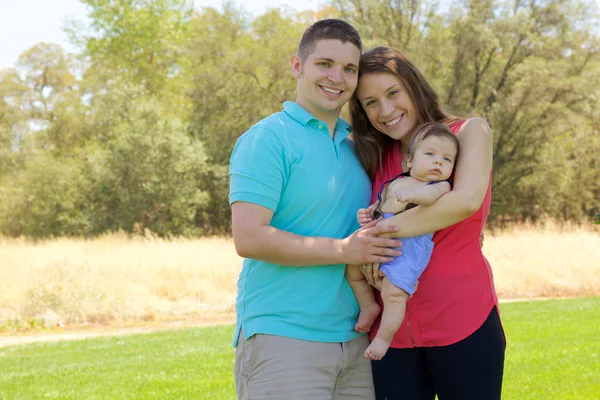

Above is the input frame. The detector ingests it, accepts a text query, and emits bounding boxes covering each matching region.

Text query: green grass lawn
[0,298,598,399]
[500,297,600,399]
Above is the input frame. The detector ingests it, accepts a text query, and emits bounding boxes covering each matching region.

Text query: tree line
[0,0,598,238]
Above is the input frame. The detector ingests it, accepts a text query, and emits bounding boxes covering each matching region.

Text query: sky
[0,0,324,70]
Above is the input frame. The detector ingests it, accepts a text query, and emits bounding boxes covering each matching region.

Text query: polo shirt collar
[283,101,352,136]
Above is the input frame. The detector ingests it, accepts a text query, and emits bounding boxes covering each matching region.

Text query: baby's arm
[379,196,407,215]
[357,202,379,227]
[395,181,451,206]
[379,178,417,214]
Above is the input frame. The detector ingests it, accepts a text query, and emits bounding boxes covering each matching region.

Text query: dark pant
[372,307,506,400]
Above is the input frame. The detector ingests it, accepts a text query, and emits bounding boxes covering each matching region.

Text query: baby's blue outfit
[379,212,434,295]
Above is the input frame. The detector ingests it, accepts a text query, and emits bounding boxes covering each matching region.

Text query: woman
[350,46,505,399]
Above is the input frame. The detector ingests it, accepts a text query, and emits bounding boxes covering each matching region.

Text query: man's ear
[290,54,302,79]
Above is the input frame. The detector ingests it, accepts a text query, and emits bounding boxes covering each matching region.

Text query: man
[229,19,401,400]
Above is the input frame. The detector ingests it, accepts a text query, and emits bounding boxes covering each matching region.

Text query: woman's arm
[377,118,493,238]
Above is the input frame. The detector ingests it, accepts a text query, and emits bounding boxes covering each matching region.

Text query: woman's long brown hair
[350,47,459,180]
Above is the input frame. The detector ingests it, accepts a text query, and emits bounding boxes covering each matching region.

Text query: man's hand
[341,219,402,265]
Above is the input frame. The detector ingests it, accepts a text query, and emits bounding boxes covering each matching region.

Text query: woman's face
[357,72,418,142]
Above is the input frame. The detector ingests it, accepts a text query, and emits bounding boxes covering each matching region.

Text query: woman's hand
[362,264,419,294]
[361,263,385,290]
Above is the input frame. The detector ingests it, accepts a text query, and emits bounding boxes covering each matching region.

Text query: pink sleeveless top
[370,120,499,347]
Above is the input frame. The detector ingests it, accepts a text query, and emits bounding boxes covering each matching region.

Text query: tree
[187,7,305,165]
[333,0,428,52]
[1,0,599,236]
[0,152,92,237]
[0,44,82,156]
[68,0,192,98]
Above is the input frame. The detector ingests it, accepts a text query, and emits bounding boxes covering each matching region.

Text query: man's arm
[378,118,493,238]
[232,201,402,266]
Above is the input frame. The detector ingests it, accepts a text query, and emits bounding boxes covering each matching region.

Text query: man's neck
[295,101,340,139]
[315,114,340,140]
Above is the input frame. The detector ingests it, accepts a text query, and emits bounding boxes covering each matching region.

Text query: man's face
[291,39,361,123]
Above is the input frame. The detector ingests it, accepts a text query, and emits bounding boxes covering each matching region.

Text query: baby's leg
[364,277,409,361]
[345,265,381,332]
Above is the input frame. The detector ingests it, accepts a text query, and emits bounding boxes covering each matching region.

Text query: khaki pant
[234,332,375,400]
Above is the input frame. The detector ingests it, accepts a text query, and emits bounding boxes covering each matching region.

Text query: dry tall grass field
[1,225,598,331]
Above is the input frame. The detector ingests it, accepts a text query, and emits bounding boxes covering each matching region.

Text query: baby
[346,122,459,360]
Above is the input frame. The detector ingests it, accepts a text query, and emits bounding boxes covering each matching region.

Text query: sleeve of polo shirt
[229,127,287,212]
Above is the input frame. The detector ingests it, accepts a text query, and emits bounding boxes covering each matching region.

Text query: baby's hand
[395,188,415,204]
[357,204,376,227]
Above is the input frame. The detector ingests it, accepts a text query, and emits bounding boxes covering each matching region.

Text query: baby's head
[406,123,459,182]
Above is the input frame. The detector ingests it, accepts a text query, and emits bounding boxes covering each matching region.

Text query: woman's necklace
[400,147,409,171]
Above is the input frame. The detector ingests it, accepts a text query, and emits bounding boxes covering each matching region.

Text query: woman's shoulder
[454,117,492,136]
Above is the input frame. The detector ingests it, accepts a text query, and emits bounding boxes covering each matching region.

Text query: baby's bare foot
[354,303,381,332]
[364,336,391,361]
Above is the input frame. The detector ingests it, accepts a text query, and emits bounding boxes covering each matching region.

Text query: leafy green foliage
[0,153,92,236]
[186,7,303,165]
[78,0,192,96]
[0,92,217,237]
[84,98,213,235]
[0,0,598,236]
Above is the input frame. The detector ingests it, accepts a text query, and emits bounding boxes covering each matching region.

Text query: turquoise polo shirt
[229,101,371,346]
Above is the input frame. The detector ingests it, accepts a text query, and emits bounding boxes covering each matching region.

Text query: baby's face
[408,136,457,181]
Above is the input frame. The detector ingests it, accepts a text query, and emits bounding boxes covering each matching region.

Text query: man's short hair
[297,19,362,61]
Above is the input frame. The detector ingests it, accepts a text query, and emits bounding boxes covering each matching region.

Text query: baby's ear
[406,155,413,168]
